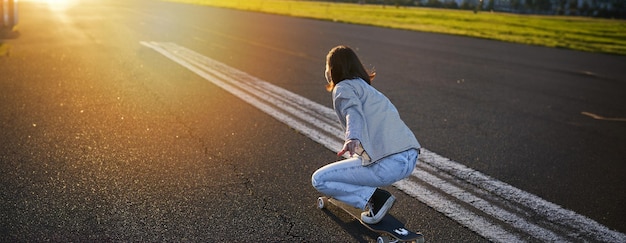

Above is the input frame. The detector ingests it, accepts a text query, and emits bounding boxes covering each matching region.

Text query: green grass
[165,0,626,56]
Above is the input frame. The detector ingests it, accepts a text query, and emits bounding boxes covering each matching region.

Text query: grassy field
[165,0,626,56]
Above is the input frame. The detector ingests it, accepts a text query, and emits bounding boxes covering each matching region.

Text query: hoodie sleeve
[332,82,365,141]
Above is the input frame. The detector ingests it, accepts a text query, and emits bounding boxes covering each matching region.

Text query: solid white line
[140,41,343,153]
[419,149,626,243]
[393,180,525,243]
[162,42,344,139]
[141,41,626,243]
[411,168,564,242]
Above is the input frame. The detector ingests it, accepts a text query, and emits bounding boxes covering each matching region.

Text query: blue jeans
[311,149,419,210]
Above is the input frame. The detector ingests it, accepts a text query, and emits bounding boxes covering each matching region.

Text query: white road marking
[393,179,526,243]
[141,41,626,243]
[581,111,626,122]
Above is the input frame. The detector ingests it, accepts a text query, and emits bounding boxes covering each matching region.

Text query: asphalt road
[1,0,625,241]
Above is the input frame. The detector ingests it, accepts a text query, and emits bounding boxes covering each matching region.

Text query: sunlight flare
[32,0,79,11]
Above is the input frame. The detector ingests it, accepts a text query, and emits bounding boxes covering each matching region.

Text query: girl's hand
[337,139,360,157]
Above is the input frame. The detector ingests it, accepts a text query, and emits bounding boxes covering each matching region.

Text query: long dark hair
[325,45,375,91]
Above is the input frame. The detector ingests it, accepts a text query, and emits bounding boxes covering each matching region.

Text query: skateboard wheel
[376,236,391,243]
[317,197,328,209]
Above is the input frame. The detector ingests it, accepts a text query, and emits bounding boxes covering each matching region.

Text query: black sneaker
[361,188,395,224]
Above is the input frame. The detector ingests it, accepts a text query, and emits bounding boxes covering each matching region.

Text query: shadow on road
[0,26,19,57]
[0,27,19,40]
[321,206,379,242]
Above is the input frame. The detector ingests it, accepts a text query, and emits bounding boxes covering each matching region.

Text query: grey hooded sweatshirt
[332,78,420,166]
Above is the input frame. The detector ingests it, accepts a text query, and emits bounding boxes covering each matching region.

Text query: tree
[487,0,494,11]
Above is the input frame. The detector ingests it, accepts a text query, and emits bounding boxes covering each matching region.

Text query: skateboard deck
[318,196,425,243]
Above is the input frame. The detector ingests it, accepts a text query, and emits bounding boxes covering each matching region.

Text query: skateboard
[317,196,425,243]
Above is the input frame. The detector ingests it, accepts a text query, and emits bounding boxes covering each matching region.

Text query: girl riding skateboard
[312,45,421,224]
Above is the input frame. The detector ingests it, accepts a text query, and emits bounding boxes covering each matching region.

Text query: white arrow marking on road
[141,41,626,243]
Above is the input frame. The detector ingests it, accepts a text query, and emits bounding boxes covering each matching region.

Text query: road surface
[1,0,625,241]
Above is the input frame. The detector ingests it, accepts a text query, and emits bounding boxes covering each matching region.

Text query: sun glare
[37,0,79,11]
